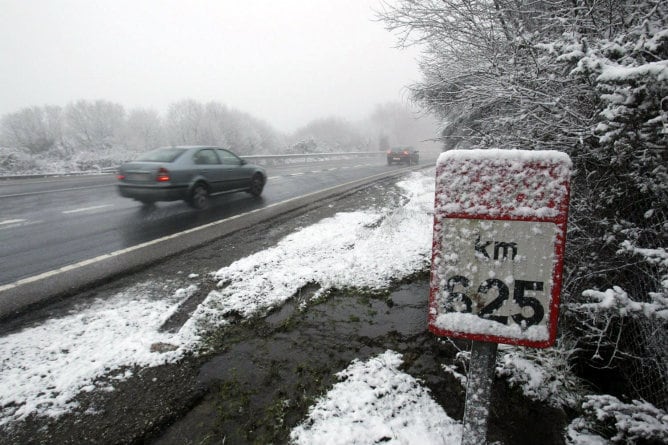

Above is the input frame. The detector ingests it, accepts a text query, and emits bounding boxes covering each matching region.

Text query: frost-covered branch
[579,286,667,320]
[567,395,668,444]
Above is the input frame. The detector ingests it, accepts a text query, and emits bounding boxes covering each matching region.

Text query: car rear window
[135,148,186,162]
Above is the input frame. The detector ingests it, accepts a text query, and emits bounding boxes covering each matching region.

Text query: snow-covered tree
[164,99,283,154]
[124,108,164,152]
[64,100,125,151]
[165,99,206,145]
[0,106,64,154]
[290,117,367,152]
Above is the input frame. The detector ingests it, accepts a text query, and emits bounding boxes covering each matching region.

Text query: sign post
[461,341,498,445]
[428,149,571,443]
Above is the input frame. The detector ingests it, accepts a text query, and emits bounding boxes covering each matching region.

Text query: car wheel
[188,183,210,210]
[249,174,264,197]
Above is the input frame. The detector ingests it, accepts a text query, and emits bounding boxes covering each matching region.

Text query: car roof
[157,145,226,150]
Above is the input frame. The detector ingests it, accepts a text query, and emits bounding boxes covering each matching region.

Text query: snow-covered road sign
[428,149,571,348]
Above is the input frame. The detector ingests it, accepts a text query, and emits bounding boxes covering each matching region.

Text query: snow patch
[0,282,195,425]
[290,350,461,445]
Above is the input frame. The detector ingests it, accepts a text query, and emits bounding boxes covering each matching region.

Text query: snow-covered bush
[496,341,585,409]
[0,146,37,175]
[566,395,668,444]
[568,241,668,409]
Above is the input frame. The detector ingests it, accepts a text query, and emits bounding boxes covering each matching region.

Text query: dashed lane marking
[0,219,27,225]
[62,204,113,214]
[0,184,111,199]
[0,219,43,230]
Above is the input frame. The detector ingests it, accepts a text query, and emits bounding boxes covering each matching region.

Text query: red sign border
[428,159,570,348]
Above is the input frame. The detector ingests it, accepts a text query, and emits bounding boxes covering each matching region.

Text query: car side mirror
[240,159,247,165]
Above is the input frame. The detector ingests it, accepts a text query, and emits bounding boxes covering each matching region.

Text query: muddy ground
[1,178,567,444]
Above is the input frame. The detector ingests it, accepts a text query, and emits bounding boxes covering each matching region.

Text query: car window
[217,149,242,166]
[391,147,414,153]
[135,147,186,162]
[193,149,220,165]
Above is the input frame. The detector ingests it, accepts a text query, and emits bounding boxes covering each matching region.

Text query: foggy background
[0,0,425,132]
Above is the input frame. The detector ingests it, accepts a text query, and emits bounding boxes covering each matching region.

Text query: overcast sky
[0,0,421,132]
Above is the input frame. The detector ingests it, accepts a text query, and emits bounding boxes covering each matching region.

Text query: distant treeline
[0,99,439,174]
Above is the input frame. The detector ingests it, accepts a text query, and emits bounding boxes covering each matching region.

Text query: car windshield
[135,147,186,163]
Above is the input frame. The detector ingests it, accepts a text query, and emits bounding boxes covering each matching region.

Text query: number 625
[445,276,545,327]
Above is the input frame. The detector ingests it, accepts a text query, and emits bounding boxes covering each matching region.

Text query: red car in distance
[386,146,419,165]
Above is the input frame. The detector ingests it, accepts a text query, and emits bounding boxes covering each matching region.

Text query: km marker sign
[428,149,572,348]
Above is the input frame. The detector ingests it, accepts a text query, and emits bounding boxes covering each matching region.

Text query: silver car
[117,146,267,209]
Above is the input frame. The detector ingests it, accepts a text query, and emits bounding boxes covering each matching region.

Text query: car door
[192,148,227,193]
[217,149,252,190]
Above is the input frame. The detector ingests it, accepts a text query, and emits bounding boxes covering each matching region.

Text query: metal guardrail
[242,151,384,166]
[0,170,116,180]
[0,151,386,180]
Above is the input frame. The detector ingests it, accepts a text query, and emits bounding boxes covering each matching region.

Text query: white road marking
[0,219,43,231]
[0,184,111,198]
[62,204,113,214]
[0,219,26,225]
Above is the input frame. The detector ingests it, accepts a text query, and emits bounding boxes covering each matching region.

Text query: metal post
[461,341,498,445]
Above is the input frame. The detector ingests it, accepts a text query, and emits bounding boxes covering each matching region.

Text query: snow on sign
[428,149,571,348]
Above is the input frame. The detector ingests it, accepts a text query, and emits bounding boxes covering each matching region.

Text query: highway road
[0,156,434,289]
